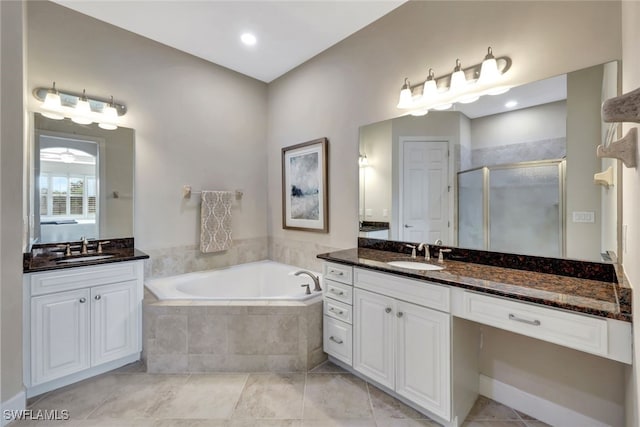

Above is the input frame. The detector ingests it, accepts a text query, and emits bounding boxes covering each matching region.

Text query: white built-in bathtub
[143,260,326,373]
[145,260,322,302]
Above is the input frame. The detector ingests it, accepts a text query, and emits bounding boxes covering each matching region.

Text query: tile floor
[13,361,548,427]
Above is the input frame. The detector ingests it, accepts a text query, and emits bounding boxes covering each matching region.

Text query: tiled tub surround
[24,237,149,272]
[323,245,630,322]
[269,236,340,272]
[142,236,269,279]
[144,293,325,373]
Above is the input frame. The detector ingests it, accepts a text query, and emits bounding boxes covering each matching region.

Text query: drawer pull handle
[79,297,86,303]
[330,288,345,296]
[329,307,344,315]
[330,270,344,276]
[385,307,392,314]
[329,336,343,344]
[509,313,541,326]
[397,311,404,318]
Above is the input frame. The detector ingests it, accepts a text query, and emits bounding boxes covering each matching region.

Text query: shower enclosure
[457,159,565,258]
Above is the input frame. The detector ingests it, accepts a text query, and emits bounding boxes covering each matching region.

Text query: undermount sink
[387,261,444,271]
[56,255,115,264]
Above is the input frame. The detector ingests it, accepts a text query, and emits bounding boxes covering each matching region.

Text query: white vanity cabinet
[322,262,354,365]
[24,260,144,397]
[353,268,451,420]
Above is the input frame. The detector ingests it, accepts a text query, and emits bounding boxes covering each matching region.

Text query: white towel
[200,190,233,253]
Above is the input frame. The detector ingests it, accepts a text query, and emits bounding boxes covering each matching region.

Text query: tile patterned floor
[12,362,548,427]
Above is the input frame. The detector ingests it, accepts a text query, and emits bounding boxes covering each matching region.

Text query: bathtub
[145,260,322,302]
[143,260,326,373]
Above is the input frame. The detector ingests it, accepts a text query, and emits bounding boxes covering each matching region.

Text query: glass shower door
[488,161,563,257]
[457,168,486,250]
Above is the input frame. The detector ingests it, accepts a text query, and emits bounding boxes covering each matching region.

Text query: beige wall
[267,0,626,423]
[1,0,25,403]
[26,1,269,252]
[621,2,640,426]
[359,119,392,223]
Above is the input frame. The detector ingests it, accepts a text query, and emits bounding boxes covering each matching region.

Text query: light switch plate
[572,211,595,223]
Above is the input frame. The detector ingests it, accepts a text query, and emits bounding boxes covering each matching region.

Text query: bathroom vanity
[319,245,632,426]
[22,239,148,397]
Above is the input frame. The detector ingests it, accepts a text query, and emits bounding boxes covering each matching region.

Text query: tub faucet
[294,270,321,292]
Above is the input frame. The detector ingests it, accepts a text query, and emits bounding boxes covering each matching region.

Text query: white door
[31,289,90,385]
[395,300,451,420]
[400,139,449,243]
[91,281,138,365]
[353,288,395,388]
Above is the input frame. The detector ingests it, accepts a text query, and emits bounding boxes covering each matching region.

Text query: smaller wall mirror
[28,113,135,246]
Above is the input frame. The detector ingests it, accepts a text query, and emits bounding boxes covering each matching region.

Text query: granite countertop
[24,237,149,273]
[318,247,631,322]
[359,221,390,232]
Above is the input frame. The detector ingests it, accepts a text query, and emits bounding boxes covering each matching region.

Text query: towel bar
[183,185,243,200]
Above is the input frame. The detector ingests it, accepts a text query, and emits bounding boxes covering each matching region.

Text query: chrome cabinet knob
[79,298,86,303]
[94,295,101,301]
[397,312,404,318]
[385,307,392,313]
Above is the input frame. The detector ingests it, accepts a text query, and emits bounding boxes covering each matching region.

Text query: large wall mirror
[27,113,134,246]
[359,61,620,262]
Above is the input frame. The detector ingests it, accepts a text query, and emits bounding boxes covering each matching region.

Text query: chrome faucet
[438,248,452,263]
[434,239,443,246]
[294,270,321,292]
[417,243,430,261]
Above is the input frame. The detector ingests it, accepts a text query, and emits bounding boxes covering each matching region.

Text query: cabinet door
[31,289,90,385]
[91,280,139,366]
[353,288,395,389]
[396,300,451,420]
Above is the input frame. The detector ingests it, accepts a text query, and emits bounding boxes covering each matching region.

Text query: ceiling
[52,0,407,83]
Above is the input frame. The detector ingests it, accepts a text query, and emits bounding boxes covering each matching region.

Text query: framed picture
[282,137,328,232]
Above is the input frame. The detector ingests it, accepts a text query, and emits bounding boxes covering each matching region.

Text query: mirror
[359,61,620,262]
[28,113,134,246]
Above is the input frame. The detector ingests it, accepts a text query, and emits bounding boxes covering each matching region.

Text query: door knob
[404,224,413,228]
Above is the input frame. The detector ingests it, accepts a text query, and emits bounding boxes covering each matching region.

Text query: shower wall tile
[470,137,566,169]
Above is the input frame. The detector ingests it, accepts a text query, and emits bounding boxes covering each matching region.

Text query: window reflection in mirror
[358,61,620,262]
[30,113,134,246]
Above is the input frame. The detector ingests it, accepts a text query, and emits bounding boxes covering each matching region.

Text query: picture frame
[282,137,328,232]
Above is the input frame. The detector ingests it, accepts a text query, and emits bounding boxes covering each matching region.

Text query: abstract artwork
[282,138,328,232]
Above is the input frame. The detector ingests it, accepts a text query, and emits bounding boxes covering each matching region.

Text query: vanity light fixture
[72,90,92,125]
[33,84,127,130]
[59,149,76,164]
[396,46,512,114]
[358,153,369,167]
[41,82,64,120]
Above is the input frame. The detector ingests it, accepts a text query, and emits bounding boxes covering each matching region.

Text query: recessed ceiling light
[241,33,257,46]
[505,100,518,108]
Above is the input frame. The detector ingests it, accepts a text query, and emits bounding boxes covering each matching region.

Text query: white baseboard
[1,390,26,427]
[479,374,611,427]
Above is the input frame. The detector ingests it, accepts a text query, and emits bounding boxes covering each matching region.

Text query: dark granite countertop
[359,221,389,232]
[24,237,149,273]
[318,247,631,322]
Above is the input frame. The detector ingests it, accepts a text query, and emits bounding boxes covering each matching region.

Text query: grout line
[364,380,378,425]
[230,372,252,419]
[301,369,308,420]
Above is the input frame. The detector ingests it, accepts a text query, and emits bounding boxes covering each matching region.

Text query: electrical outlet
[382,209,388,218]
[572,211,595,223]
[365,209,373,217]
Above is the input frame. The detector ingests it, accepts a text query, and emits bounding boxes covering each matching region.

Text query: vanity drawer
[461,291,608,356]
[354,268,450,313]
[324,298,352,324]
[324,279,353,305]
[323,262,353,285]
[324,315,352,365]
[29,262,141,296]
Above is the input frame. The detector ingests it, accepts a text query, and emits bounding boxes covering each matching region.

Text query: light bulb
[478,47,501,86]
[433,103,452,111]
[456,94,480,104]
[485,86,511,96]
[421,68,438,102]
[72,90,93,124]
[41,82,64,120]
[410,108,429,117]
[449,59,467,93]
[397,78,414,109]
